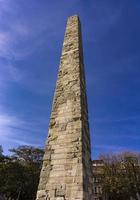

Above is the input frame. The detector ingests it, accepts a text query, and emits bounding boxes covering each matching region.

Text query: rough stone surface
[36,15,94,200]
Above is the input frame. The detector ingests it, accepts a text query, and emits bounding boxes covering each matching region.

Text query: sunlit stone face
[36,15,93,200]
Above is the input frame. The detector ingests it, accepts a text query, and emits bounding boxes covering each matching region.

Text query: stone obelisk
[36,15,93,200]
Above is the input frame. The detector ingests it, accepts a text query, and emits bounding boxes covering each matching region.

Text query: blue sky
[0,0,140,158]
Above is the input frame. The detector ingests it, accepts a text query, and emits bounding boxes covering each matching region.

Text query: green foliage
[100,152,140,200]
[9,145,44,163]
[0,145,44,200]
[2,145,139,200]
[0,146,4,163]
[0,146,3,156]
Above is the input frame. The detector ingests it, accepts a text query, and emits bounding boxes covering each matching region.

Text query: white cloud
[0,63,24,96]
[12,23,32,37]
[0,0,16,13]
[0,114,18,126]
[94,144,126,154]
[0,1,41,60]
[0,111,47,146]
[7,138,40,147]
[0,28,32,60]
[94,115,140,123]
[0,113,21,138]
[0,32,13,58]
[0,0,55,95]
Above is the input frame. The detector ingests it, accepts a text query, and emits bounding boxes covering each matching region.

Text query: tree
[100,152,140,200]
[0,146,5,163]
[0,161,26,200]
[0,145,44,200]
[122,152,140,200]
[0,146,3,156]
[9,145,44,164]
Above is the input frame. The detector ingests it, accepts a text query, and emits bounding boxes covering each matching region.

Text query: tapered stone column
[36,15,93,200]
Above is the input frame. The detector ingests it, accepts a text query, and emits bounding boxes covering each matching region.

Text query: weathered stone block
[36,15,93,200]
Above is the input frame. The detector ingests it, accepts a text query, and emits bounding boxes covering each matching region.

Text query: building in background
[92,160,107,200]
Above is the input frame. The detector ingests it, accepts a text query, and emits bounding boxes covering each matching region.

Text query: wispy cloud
[94,115,140,123]
[0,0,139,158]
[6,138,40,147]
[93,143,140,158]
[0,1,45,63]
[94,144,125,151]
[0,113,22,139]
[0,0,58,96]
[0,32,12,58]
[0,111,48,150]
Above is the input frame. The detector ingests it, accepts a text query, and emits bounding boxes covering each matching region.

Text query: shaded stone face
[36,15,93,200]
